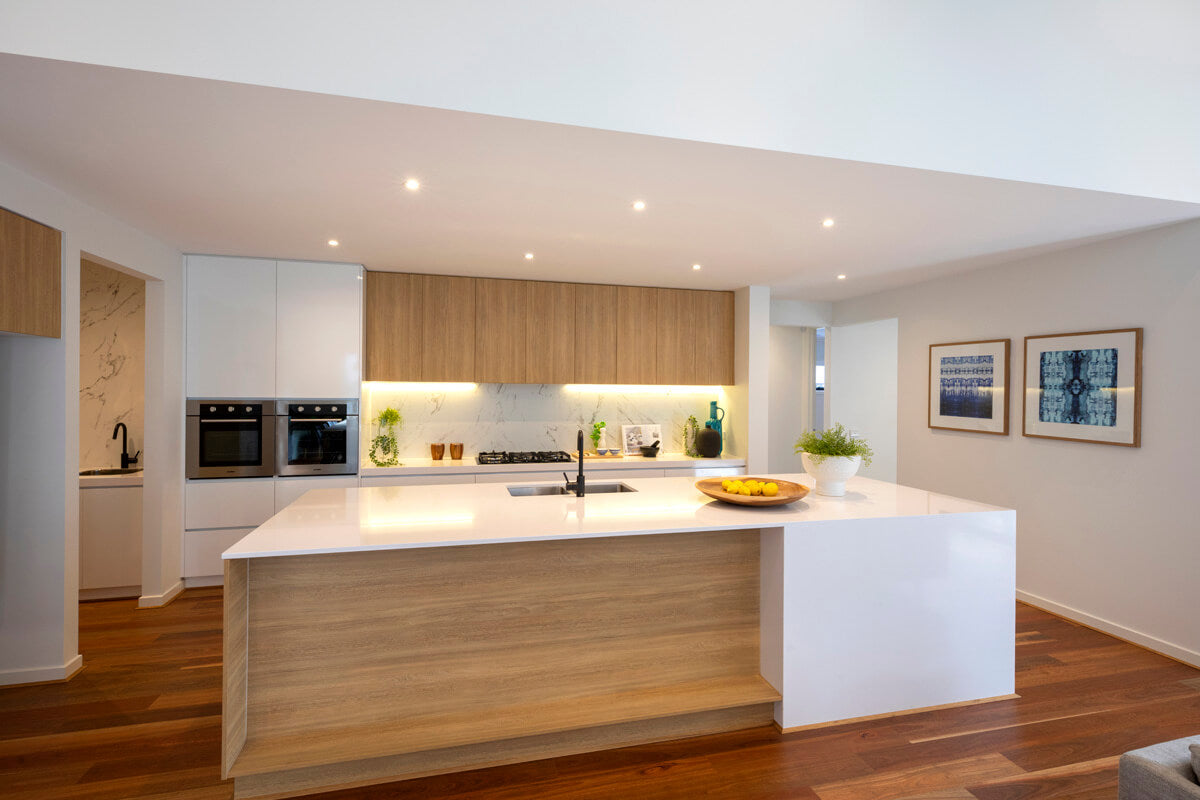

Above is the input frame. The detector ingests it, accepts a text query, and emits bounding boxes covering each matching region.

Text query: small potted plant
[368,407,402,467]
[589,421,607,454]
[794,423,873,497]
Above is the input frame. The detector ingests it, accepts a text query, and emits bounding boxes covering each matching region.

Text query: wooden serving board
[573,451,628,460]
[695,477,810,507]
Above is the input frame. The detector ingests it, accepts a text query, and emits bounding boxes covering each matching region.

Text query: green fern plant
[794,423,873,466]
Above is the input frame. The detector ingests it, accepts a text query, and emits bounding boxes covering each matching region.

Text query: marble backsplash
[361,383,731,462]
[80,260,145,470]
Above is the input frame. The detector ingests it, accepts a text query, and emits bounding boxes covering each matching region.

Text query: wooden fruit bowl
[695,477,810,507]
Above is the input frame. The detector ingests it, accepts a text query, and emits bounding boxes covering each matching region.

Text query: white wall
[826,319,898,482]
[833,219,1200,665]
[767,326,813,474]
[2,2,1197,202]
[0,158,182,684]
[730,287,771,473]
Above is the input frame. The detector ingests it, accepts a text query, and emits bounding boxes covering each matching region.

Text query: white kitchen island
[221,474,1015,798]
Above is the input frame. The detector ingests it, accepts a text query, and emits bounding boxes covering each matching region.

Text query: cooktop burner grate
[475,450,573,465]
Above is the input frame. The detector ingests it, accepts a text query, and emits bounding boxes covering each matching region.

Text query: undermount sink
[507,482,637,497]
[79,468,144,476]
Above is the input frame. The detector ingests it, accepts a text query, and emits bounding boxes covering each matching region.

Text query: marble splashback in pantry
[361,383,729,460]
[80,260,145,469]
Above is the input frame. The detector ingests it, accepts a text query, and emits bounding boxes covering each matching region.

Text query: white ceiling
[0,53,1197,301]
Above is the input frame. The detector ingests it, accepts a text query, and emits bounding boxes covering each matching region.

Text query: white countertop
[79,470,144,488]
[359,452,744,476]
[224,474,1010,560]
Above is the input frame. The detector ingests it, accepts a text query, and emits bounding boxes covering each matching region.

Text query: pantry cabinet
[0,206,62,338]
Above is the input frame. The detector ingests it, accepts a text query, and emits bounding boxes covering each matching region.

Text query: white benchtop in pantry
[223,473,1011,560]
[359,452,745,477]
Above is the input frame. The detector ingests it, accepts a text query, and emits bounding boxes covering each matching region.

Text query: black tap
[563,429,586,497]
[112,422,140,469]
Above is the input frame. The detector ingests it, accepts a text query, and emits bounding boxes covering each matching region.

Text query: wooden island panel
[223,529,775,797]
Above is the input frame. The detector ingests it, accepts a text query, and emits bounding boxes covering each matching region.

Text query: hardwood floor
[1,591,1197,799]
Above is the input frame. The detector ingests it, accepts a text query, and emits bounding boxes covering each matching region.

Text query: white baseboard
[0,653,83,686]
[183,575,223,588]
[1017,589,1200,668]
[80,586,140,601]
[138,580,184,608]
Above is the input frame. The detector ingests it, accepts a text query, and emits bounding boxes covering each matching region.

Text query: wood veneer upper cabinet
[364,271,423,381]
[475,278,528,383]
[693,290,735,385]
[575,284,617,384]
[655,288,734,386]
[615,286,658,384]
[420,275,476,381]
[0,206,62,338]
[364,272,476,381]
[526,281,576,384]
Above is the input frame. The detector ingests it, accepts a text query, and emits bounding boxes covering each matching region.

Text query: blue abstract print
[939,355,994,419]
[1039,348,1118,426]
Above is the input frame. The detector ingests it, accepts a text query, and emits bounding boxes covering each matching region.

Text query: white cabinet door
[474,471,563,484]
[185,478,276,529]
[79,486,142,590]
[186,255,277,398]
[360,474,475,488]
[586,468,665,479]
[276,260,362,398]
[274,475,359,513]
[184,528,253,579]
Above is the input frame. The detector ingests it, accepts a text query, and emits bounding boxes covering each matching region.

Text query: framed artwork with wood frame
[928,339,1010,435]
[1022,328,1142,447]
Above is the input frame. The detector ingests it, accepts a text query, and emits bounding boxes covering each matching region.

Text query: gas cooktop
[476,451,574,465]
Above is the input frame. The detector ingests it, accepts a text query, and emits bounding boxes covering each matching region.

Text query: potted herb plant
[589,421,607,453]
[794,423,873,497]
[368,407,402,467]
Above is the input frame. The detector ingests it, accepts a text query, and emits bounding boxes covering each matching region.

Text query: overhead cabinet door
[0,206,61,338]
[526,281,576,384]
[276,260,362,398]
[574,284,617,384]
[615,286,658,384]
[655,288,734,386]
[186,256,277,398]
[474,278,528,383]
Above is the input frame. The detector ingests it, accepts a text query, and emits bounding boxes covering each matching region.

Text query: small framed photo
[620,423,662,455]
[928,339,1010,435]
[1023,328,1142,447]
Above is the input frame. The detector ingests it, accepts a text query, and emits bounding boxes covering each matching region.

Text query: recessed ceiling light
[823,218,836,228]
[632,200,646,211]
[524,252,534,260]
[404,178,421,191]
[692,263,702,270]
[327,239,339,247]
[837,274,847,280]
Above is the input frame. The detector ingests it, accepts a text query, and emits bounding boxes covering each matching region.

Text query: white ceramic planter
[800,453,862,497]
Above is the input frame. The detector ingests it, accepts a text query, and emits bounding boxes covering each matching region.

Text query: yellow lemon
[721,479,732,491]
[738,485,752,496]
[763,482,779,497]
[750,483,763,496]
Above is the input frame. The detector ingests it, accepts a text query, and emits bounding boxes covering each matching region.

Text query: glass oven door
[276,400,359,476]
[186,401,276,478]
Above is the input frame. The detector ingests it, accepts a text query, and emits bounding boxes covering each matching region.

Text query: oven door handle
[199,417,261,422]
[287,417,345,423]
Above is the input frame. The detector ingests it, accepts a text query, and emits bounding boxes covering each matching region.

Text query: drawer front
[183,528,253,578]
[586,468,665,480]
[360,474,476,488]
[185,479,275,529]
[275,475,360,513]
[473,470,563,484]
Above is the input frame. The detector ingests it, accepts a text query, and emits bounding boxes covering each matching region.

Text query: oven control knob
[209,406,216,413]
[315,406,322,412]
[227,406,234,412]
[245,406,252,413]
[298,406,304,412]
[331,406,338,412]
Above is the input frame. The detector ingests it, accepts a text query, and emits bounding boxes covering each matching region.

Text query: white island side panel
[762,510,1015,730]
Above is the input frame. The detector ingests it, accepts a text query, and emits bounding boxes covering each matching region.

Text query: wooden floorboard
[0,590,1196,799]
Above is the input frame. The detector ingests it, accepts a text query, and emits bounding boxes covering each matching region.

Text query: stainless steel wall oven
[186,399,276,479]
[275,399,359,476]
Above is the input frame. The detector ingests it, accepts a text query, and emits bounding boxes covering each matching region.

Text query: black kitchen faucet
[112,422,140,470]
[563,429,585,497]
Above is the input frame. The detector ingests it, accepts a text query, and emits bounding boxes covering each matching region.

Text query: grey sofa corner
[1119,736,1200,800]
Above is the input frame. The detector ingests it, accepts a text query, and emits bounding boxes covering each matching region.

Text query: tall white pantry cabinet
[183,255,363,580]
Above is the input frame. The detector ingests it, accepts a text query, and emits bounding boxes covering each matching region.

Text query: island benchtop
[222,474,1012,560]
